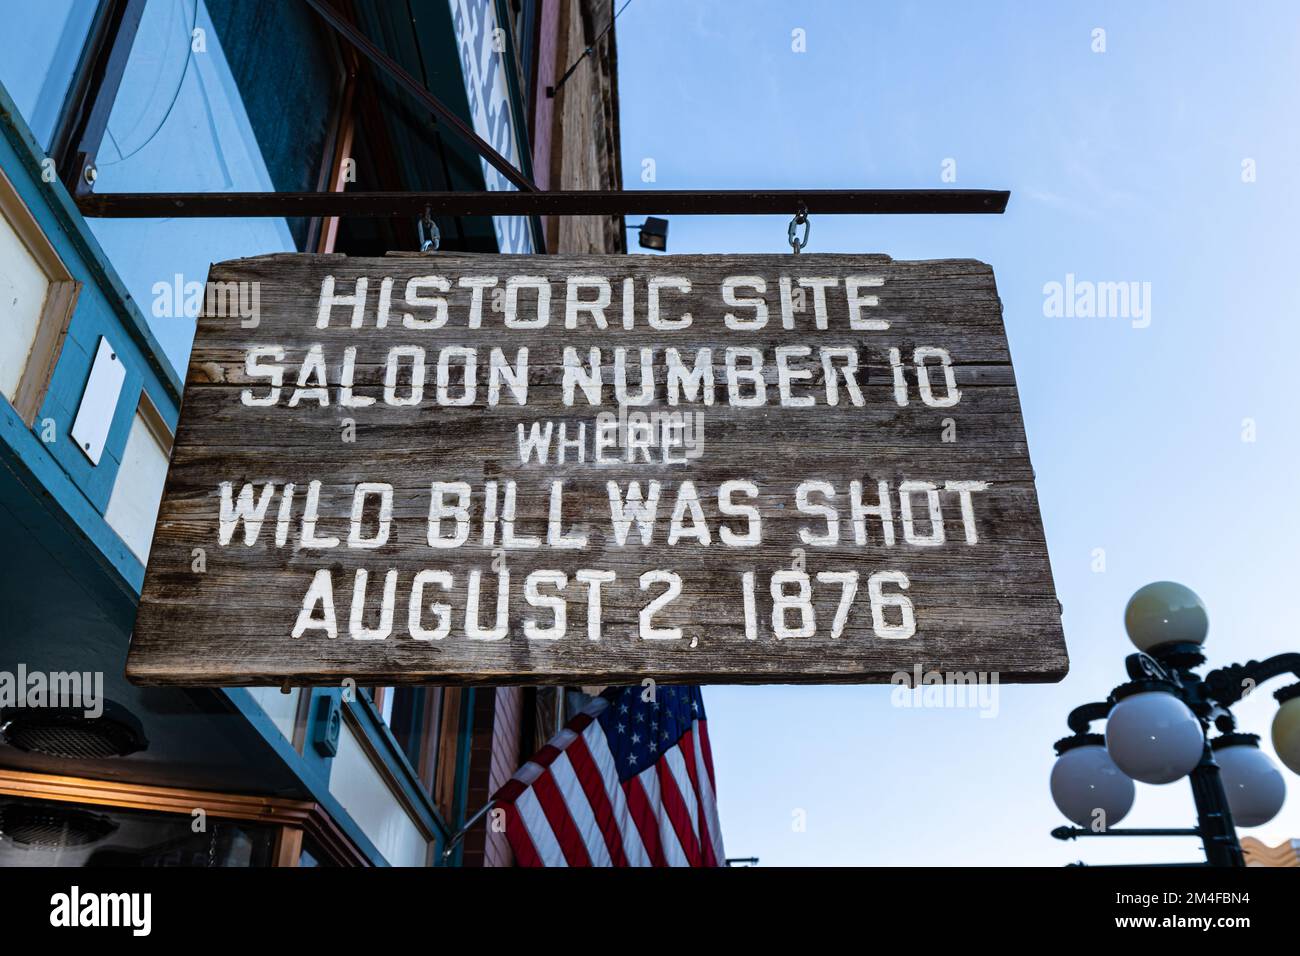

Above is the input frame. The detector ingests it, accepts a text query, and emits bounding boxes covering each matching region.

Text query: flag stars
[503,688,717,866]
[595,688,707,785]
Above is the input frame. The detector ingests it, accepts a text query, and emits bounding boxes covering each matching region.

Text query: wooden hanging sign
[126,253,1067,686]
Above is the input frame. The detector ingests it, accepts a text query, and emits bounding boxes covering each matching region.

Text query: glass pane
[388,687,430,771]
[298,838,336,867]
[87,0,335,376]
[0,797,276,867]
[0,0,96,148]
[205,0,341,244]
[244,685,302,747]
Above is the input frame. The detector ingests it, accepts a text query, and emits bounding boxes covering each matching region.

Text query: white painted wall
[104,409,170,561]
[245,686,301,744]
[329,722,429,867]
[0,206,49,402]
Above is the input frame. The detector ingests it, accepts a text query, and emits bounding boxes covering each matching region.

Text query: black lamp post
[1049,581,1300,867]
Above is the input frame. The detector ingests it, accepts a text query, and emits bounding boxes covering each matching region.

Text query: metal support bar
[1068,862,1211,868]
[1203,653,1300,707]
[1051,826,1201,841]
[441,799,496,863]
[302,0,535,193]
[53,0,147,196]
[1187,746,1245,867]
[75,188,1009,219]
[1065,700,1111,735]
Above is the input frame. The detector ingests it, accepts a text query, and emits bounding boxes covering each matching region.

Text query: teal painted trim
[446,687,477,867]
[0,80,183,401]
[0,76,182,574]
[299,686,338,780]
[0,403,143,595]
[1,79,441,867]
[254,684,454,864]
[344,691,451,844]
[224,687,390,867]
[5,405,394,869]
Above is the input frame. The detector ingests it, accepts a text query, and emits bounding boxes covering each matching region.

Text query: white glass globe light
[1050,740,1136,828]
[1124,581,1208,652]
[1213,736,1286,827]
[1105,689,1204,784]
[1271,691,1300,776]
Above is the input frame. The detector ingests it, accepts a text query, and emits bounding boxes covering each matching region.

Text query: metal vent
[0,701,147,759]
[0,803,118,849]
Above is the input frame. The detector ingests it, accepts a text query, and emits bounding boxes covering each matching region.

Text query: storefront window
[0,0,97,149]
[388,687,438,773]
[371,686,441,785]
[298,837,335,867]
[87,0,340,375]
[0,798,276,867]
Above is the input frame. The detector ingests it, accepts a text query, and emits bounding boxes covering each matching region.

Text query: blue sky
[616,0,1300,865]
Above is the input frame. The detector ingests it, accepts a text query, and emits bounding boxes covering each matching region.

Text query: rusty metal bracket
[76,188,1010,219]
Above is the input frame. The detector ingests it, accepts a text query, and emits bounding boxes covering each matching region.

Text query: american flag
[493,685,725,866]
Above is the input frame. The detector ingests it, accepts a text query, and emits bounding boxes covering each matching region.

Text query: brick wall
[482,687,523,866]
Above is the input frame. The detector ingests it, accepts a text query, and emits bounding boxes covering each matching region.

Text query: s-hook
[788,203,809,254]
[418,205,441,251]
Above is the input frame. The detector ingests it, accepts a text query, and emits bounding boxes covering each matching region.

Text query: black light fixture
[634,216,669,252]
[0,699,148,759]
[0,801,118,849]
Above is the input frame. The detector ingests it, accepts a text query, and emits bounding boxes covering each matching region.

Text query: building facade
[0,0,623,867]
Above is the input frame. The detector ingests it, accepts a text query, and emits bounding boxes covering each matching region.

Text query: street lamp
[1049,581,1300,866]
[1273,685,1300,774]
[1049,735,1135,827]
[1212,733,1286,827]
[1104,685,1203,784]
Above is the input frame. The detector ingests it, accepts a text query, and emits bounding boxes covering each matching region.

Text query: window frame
[52,0,346,251]
[0,766,370,866]
[48,0,148,198]
[0,165,81,426]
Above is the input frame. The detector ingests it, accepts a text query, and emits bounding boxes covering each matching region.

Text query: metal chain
[787,203,809,254]
[418,206,441,251]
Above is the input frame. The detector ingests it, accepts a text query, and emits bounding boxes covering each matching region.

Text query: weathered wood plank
[126,253,1067,686]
